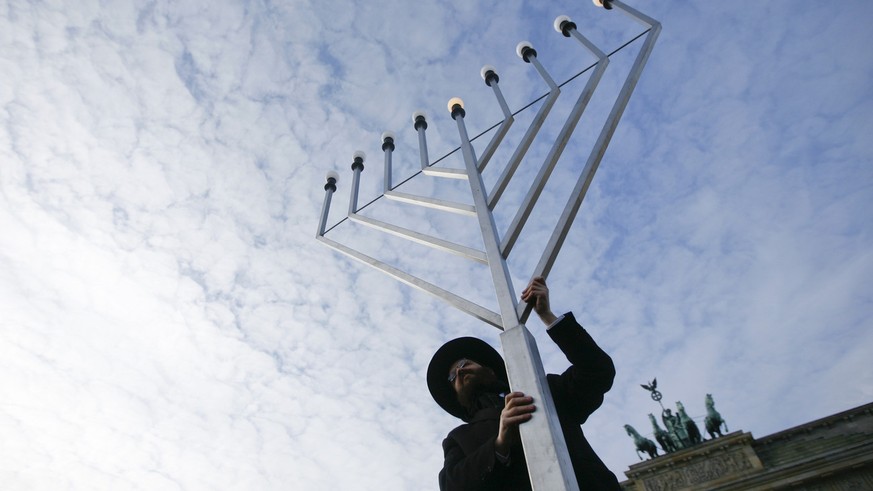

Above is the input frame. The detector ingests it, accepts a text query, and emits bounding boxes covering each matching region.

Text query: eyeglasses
[448,359,469,383]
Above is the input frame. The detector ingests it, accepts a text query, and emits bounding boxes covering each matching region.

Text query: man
[427,277,621,490]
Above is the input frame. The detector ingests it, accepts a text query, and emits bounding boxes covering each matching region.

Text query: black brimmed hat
[427,337,508,420]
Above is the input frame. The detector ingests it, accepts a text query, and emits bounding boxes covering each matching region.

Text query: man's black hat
[427,337,508,420]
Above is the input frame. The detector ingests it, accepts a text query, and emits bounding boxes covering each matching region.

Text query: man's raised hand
[495,392,536,456]
[521,276,558,325]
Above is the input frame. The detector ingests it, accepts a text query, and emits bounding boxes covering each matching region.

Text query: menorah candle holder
[317,1,660,489]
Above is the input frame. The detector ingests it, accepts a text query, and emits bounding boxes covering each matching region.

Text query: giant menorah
[317,1,659,489]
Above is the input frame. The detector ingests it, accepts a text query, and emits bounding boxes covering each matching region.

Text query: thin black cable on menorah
[317,1,659,489]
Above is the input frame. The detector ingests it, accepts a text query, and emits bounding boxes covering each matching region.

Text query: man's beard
[457,373,509,414]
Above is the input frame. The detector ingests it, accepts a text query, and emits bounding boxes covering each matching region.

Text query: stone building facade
[620,401,873,490]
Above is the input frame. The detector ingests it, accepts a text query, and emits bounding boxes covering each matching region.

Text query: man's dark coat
[438,313,621,490]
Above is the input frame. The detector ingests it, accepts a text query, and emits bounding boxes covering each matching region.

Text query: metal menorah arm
[349,212,487,264]
[500,26,610,258]
[517,0,661,323]
[384,190,475,215]
[317,234,503,327]
[487,44,561,210]
[318,170,504,328]
[413,111,429,172]
[475,65,514,173]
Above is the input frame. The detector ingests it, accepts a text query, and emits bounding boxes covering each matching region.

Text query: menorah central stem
[452,101,579,491]
[452,104,517,324]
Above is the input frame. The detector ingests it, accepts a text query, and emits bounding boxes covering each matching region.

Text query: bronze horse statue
[676,401,702,444]
[649,413,677,453]
[625,424,659,460]
[704,393,729,438]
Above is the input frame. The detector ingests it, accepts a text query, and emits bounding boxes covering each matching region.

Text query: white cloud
[1,0,871,489]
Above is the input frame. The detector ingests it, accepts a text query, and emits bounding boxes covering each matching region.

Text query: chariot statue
[662,408,690,449]
[632,378,732,458]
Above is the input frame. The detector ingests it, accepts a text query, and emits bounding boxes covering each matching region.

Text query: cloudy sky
[2,0,871,489]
